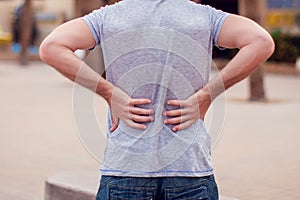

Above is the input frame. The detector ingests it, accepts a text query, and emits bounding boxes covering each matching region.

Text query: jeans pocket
[165,183,208,200]
[108,185,156,200]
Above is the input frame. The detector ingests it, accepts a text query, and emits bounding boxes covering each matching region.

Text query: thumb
[110,116,119,132]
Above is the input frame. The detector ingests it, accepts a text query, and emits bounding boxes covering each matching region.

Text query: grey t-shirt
[82,0,229,177]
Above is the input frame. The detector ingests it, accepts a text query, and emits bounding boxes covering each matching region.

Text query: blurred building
[201,0,299,63]
[0,0,105,46]
[0,0,299,51]
[265,0,300,35]
[202,0,300,35]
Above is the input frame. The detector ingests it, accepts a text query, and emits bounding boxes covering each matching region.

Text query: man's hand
[108,86,154,132]
[164,89,211,132]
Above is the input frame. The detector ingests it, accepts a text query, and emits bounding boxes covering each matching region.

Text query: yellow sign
[0,27,12,44]
[265,11,296,27]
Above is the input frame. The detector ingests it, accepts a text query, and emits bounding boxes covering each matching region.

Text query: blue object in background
[29,45,39,55]
[11,43,39,55]
[12,43,21,53]
[268,0,300,8]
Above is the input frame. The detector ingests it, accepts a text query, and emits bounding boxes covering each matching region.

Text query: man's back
[40,0,274,199]
[83,0,229,177]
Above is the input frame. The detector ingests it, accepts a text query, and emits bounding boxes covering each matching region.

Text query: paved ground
[0,60,299,200]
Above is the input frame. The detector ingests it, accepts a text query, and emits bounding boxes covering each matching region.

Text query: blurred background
[0,0,299,200]
[0,0,299,64]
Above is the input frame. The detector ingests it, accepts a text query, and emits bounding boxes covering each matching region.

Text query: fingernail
[173,127,178,132]
[143,126,147,130]
[164,120,168,124]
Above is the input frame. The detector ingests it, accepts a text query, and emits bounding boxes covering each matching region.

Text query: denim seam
[163,176,209,186]
[108,184,157,199]
[99,177,116,190]
[108,184,157,191]
[164,184,208,199]
[164,181,208,191]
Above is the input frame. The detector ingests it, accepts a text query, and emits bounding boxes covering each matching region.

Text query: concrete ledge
[45,171,238,200]
[220,196,239,200]
[45,171,99,200]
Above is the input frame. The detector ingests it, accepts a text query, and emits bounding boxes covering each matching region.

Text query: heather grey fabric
[82,0,229,177]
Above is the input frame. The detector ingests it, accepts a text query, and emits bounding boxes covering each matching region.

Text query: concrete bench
[45,171,99,200]
[45,171,238,200]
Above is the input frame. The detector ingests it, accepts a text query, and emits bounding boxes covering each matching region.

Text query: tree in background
[239,0,266,101]
[19,0,34,65]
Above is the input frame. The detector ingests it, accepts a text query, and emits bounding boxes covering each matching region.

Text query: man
[40,0,274,199]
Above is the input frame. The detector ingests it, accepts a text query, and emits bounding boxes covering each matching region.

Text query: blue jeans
[96,175,218,200]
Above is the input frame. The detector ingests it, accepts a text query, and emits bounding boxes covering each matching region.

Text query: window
[267,0,300,9]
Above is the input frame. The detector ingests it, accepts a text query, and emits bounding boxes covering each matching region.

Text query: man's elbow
[258,33,275,59]
[39,37,54,64]
[39,36,65,67]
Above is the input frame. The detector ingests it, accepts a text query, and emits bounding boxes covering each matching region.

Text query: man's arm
[210,14,275,92]
[40,19,154,130]
[164,14,275,131]
[39,19,110,97]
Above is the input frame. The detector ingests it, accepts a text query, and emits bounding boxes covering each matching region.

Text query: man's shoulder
[95,0,130,13]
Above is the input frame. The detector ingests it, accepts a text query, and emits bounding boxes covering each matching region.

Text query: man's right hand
[107,86,154,132]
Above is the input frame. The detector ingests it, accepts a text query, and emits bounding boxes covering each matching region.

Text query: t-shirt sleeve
[208,6,230,49]
[81,9,104,46]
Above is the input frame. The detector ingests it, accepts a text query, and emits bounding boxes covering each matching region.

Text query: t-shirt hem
[81,16,100,46]
[214,13,231,49]
[100,168,214,177]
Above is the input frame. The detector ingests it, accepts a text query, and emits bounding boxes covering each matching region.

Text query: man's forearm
[40,42,113,101]
[199,37,275,102]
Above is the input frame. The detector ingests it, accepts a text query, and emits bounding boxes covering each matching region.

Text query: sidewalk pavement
[0,60,299,200]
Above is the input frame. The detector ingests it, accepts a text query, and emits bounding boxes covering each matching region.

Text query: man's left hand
[164,89,211,132]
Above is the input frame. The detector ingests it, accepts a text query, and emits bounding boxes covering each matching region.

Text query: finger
[164,109,188,117]
[125,119,147,130]
[129,99,152,106]
[130,114,154,123]
[172,120,195,132]
[129,107,154,115]
[167,100,187,107]
[110,117,119,132]
[164,115,189,125]
[200,114,205,121]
